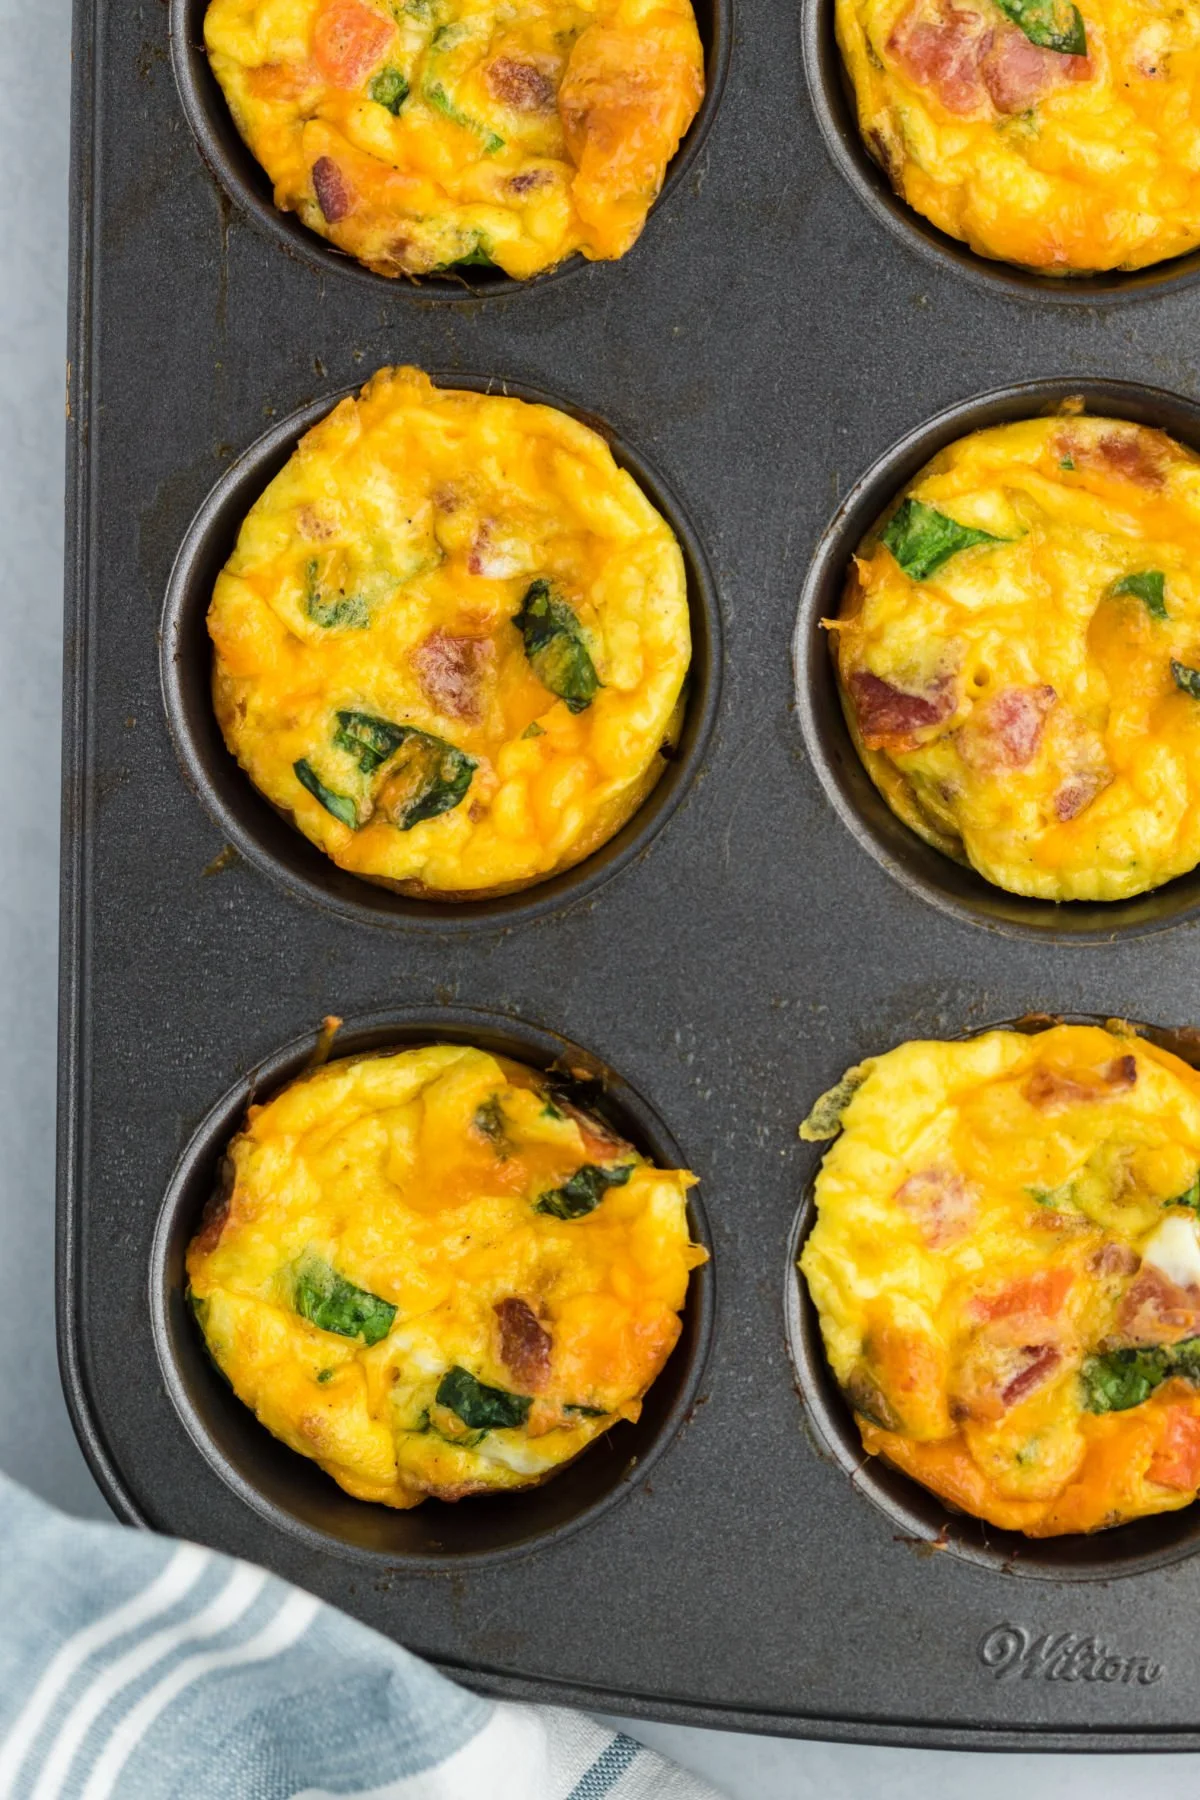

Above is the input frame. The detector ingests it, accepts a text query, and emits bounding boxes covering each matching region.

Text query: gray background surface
[6,0,1200,1786]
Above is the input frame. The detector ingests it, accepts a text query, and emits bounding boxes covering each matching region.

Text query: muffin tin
[60,0,1200,1752]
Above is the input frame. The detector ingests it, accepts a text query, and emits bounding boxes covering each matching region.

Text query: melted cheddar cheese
[800,1024,1200,1537]
[833,412,1200,903]
[187,1042,705,1508]
[837,0,1200,274]
[209,366,692,898]
[204,0,704,279]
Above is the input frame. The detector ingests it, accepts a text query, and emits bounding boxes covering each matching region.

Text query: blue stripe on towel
[566,1733,641,1798]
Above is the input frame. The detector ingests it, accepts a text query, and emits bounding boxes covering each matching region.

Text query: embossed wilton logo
[979,1624,1164,1686]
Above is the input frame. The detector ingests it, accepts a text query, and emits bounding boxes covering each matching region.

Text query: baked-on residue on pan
[208,366,693,900]
[831,411,1200,903]
[204,0,704,279]
[835,0,1200,274]
[187,1043,706,1509]
[800,1022,1200,1536]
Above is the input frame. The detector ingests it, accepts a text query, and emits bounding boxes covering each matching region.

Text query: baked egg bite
[186,1041,705,1508]
[832,411,1200,903]
[203,0,704,280]
[799,1022,1200,1537]
[836,0,1200,273]
[208,366,693,899]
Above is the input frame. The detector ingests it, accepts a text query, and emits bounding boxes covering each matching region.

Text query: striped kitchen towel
[0,1473,722,1800]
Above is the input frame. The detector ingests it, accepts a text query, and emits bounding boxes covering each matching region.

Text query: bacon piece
[312,0,394,87]
[1114,1265,1200,1347]
[553,1094,633,1164]
[1000,1343,1061,1407]
[953,1336,1062,1422]
[961,683,1055,772]
[1148,1407,1200,1491]
[1090,1242,1140,1277]
[1023,1055,1137,1112]
[971,1266,1073,1328]
[312,157,354,222]
[1055,428,1168,491]
[848,671,956,750]
[486,57,557,112]
[980,25,1090,113]
[887,0,993,113]
[494,1298,552,1392]
[412,628,492,724]
[894,1167,978,1248]
[1054,765,1112,821]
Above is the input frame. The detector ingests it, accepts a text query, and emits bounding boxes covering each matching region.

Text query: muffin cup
[150,1005,715,1566]
[787,1012,1200,1580]
[169,0,733,299]
[161,370,722,930]
[793,376,1200,942]
[800,0,1200,304]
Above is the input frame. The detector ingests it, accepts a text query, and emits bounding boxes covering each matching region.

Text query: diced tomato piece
[313,0,394,88]
[1148,1407,1200,1492]
[972,1267,1073,1324]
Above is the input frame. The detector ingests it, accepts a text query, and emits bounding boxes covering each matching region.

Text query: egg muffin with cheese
[799,1022,1200,1536]
[187,1041,705,1508]
[832,411,1200,903]
[203,0,704,280]
[837,0,1200,273]
[208,366,693,898]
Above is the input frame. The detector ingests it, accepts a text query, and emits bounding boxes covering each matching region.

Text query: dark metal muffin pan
[60,0,1200,1751]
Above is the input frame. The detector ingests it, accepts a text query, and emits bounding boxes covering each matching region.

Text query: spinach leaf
[1166,1172,1200,1210]
[566,1403,608,1418]
[369,66,410,113]
[535,1162,635,1220]
[1081,1337,1200,1413]
[799,1064,871,1141]
[434,238,496,269]
[435,1365,531,1430]
[474,1095,508,1150]
[1114,570,1167,620]
[294,759,359,829]
[291,1256,396,1345]
[377,727,476,829]
[304,560,369,630]
[880,499,1008,581]
[424,81,504,153]
[333,710,408,775]
[1172,660,1200,699]
[512,580,602,714]
[330,711,476,826]
[1081,1347,1168,1414]
[995,0,1086,55]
